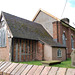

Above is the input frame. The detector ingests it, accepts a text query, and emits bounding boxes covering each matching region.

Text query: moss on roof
[2,11,66,47]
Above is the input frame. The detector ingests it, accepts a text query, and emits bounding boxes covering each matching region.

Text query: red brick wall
[53,22,58,41]
[36,41,44,60]
[53,21,75,58]
[13,38,44,61]
[13,39,34,61]
[52,47,66,61]
[0,34,10,61]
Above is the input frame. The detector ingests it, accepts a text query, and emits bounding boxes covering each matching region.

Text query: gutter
[61,20,75,31]
[65,47,67,60]
[57,21,59,42]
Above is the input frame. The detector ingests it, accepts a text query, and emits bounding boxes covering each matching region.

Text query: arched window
[0,16,6,47]
[57,49,62,57]
[62,33,66,46]
[0,28,6,47]
[2,29,6,46]
[71,36,74,49]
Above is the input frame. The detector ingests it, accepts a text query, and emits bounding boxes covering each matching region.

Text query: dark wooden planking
[33,66,45,75]
[15,39,18,62]
[19,39,22,61]
[21,65,33,75]
[23,40,25,61]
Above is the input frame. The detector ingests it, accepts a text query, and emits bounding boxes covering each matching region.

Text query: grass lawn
[16,58,75,68]
[51,58,75,68]
[17,61,42,65]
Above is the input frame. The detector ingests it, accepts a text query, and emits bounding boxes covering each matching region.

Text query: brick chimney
[61,18,70,24]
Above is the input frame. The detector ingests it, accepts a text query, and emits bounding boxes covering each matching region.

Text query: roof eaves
[13,36,38,41]
[40,9,60,21]
[61,20,75,31]
[1,11,13,38]
[32,8,60,21]
[32,9,41,21]
[51,45,66,48]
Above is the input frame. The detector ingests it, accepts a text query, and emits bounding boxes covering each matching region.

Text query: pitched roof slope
[2,11,65,47]
[32,9,75,31]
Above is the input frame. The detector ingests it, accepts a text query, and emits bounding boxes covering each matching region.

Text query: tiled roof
[2,11,66,47]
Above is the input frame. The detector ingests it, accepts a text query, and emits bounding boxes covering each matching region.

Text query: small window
[0,28,6,47]
[62,33,66,46]
[57,49,62,57]
[71,36,74,49]
[1,21,5,26]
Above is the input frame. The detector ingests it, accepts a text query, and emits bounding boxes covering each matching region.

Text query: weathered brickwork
[33,10,75,58]
[36,41,44,60]
[52,47,66,61]
[53,21,58,41]
[44,44,66,61]
[53,21,75,58]
[12,38,44,62]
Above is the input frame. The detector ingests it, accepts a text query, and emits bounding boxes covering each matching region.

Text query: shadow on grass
[14,58,75,68]
[50,58,75,68]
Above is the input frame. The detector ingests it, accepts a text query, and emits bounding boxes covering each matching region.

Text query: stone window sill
[57,56,62,58]
[0,46,7,48]
[72,48,75,50]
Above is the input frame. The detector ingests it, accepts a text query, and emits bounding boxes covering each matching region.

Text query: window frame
[71,36,74,50]
[57,49,62,57]
[0,16,6,47]
[0,28,6,47]
[1,20,5,26]
[62,33,66,46]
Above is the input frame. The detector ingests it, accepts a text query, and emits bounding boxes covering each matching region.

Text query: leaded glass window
[0,28,6,47]
[57,49,62,57]
[71,36,74,49]
[62,33,66,46]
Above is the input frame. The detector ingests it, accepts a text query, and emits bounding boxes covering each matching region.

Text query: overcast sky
[0,0,75,27]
